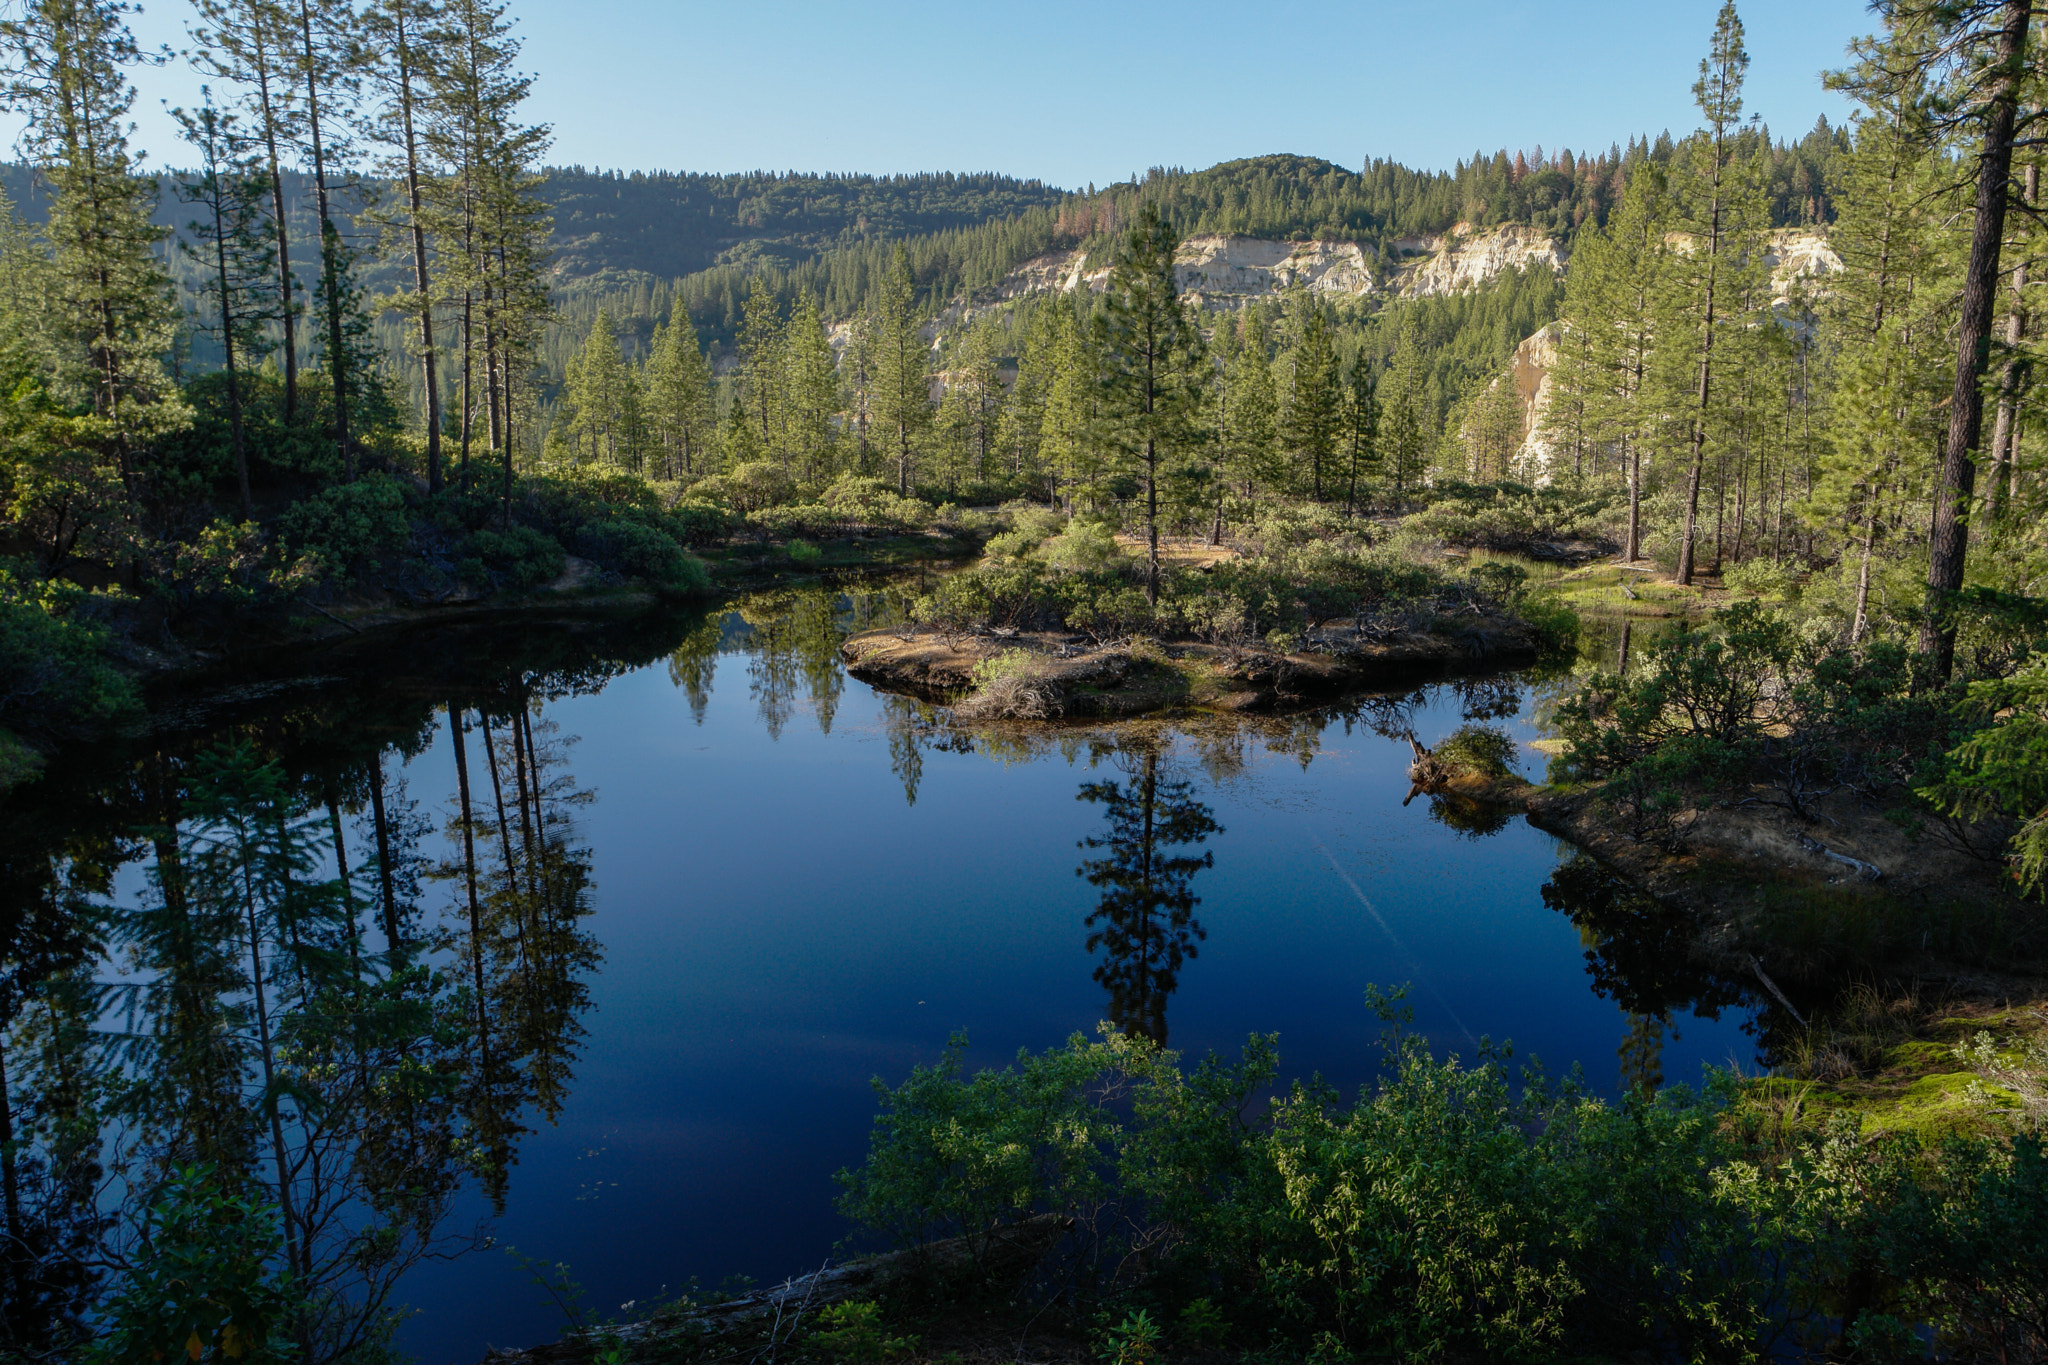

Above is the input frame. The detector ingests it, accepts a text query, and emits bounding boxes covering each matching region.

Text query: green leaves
[1919,655,2048,897]
[84,1167,302,1365]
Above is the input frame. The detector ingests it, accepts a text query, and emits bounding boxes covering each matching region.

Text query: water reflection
[1538,855,1780,1084]
[0,603,698,1357]
[0,580,1777,1358]
[1075,744,1223,1046]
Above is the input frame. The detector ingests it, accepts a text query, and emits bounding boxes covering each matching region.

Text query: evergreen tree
[564,308,631,465]
[1340,361,1380,513]
[736,277,783,462]
[1037,304,1096,512]
[364,0,447,490]
[0,0,184,476]
[644,312,714,479]
[174,93,279,516]
[1277,294,1341,499]
[1093,205,1209,605]
[871,245,931,496]
[192,0,305,425]
[779,292,838,485]
[1219,330,1279,513]
[1664,1,1761,584]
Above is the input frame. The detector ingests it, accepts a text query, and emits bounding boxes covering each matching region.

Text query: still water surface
[75,585,1763,1362]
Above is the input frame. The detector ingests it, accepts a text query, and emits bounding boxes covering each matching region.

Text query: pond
[2,582,1775,1363]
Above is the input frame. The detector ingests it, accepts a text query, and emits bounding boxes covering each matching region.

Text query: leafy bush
[1434,723,1519,778]
[85,1167,301,1365]
[458,526,565,591]
[1920,654,2048,898]
[838,1021,2048,1360]
[273,472,413,581]
[575,518,709,592]
[1724,558,1799,600]
[1400,478,1621,555]
[0,567,139,743]
[1036,522,1124,573]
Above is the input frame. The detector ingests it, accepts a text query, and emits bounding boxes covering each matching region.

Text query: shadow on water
[0,580,1776,1358]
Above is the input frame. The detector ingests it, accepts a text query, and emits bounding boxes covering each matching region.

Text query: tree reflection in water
[1075,744,1223,1046]
[0,602,667,1359]
[1540,855,1774,1089]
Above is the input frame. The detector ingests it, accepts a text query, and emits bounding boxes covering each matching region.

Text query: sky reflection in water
[375,595,1759,1363]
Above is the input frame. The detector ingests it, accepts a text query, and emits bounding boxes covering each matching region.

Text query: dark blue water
[358,599,1761,1363]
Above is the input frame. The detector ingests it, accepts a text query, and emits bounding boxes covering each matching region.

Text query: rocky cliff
[964,221,1573,324]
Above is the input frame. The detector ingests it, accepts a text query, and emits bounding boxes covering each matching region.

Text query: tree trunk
[298,0,352,479]
[369,757,399,949]
[449,706,491,1063]
[1922,0,2029,682]
[394,7,442,492]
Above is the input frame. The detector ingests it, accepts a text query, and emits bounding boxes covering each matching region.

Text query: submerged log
[481,1214,1073,1364]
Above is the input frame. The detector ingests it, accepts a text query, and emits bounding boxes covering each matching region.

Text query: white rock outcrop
[1394,225,1568,299]
[1172,234,1377,302]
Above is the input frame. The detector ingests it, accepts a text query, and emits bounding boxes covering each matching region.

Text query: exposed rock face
[1173,234,1377,302]
[962,223,1569,324]
[1393,225,1568,298]
[1762,228,1842,304]
[1508,323,1562,480]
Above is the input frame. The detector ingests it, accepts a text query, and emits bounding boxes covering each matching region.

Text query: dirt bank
[840,613,1542,718]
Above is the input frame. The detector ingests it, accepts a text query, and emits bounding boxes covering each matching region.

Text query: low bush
[838,1016,2048,1360]
[457,526,565,591]
[0,566,140,744]
[273,472,413,581]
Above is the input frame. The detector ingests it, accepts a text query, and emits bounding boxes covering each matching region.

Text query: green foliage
[808,1300,917,1362]
[841,1023,2048,1360]
[0,564,139,743]
[84,1167,301,1365]
[1724,557,1799,600]
[1553,600,1795,781]
[1920,655,2048,897]
[273,472,414,582]
[1399,477,1622,555]
[1434,723,1518,778]
[1099,1308,1160,1365]
[459,526,566,591]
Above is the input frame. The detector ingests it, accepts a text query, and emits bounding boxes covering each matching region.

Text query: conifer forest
[6,1,2048,1362]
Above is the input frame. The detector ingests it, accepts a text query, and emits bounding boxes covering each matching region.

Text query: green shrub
[1037,522,1124,573]
[85,1166,301,1365]
[575,519,709,592]
[1435,723,1519,778]
[0,567,139,743]
[459,526,565,591]
[839,1022,2048,1360]
[273,473,413,580]
[787,539,823,565]
[1724,558,1799,600]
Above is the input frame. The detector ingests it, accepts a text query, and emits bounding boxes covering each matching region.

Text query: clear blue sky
[60,0,1877,185]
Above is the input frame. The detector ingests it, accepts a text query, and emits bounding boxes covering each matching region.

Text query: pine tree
[0,0,183,478]
[1380,318,1430,507]
[288,0,368,478]
[780,292,838,485]
[565,308,630,465]
[737,277,784,464]
[1277,294,1340,499]
[192,0,304,425]
[1340,361,1380,513]
[1219,332,1278,513]
[1664,1,1761,584]
[1038,304,1096,512]
[1093,205,1209,606]
[871,245,931,496]
[175,93,279,516]
[644,311,714,479]
[364,0,446,490]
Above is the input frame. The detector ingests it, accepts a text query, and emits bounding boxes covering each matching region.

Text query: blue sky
[63,0,1876,185]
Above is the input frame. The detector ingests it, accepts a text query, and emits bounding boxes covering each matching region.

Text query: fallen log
[480,1214,1073,1364]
